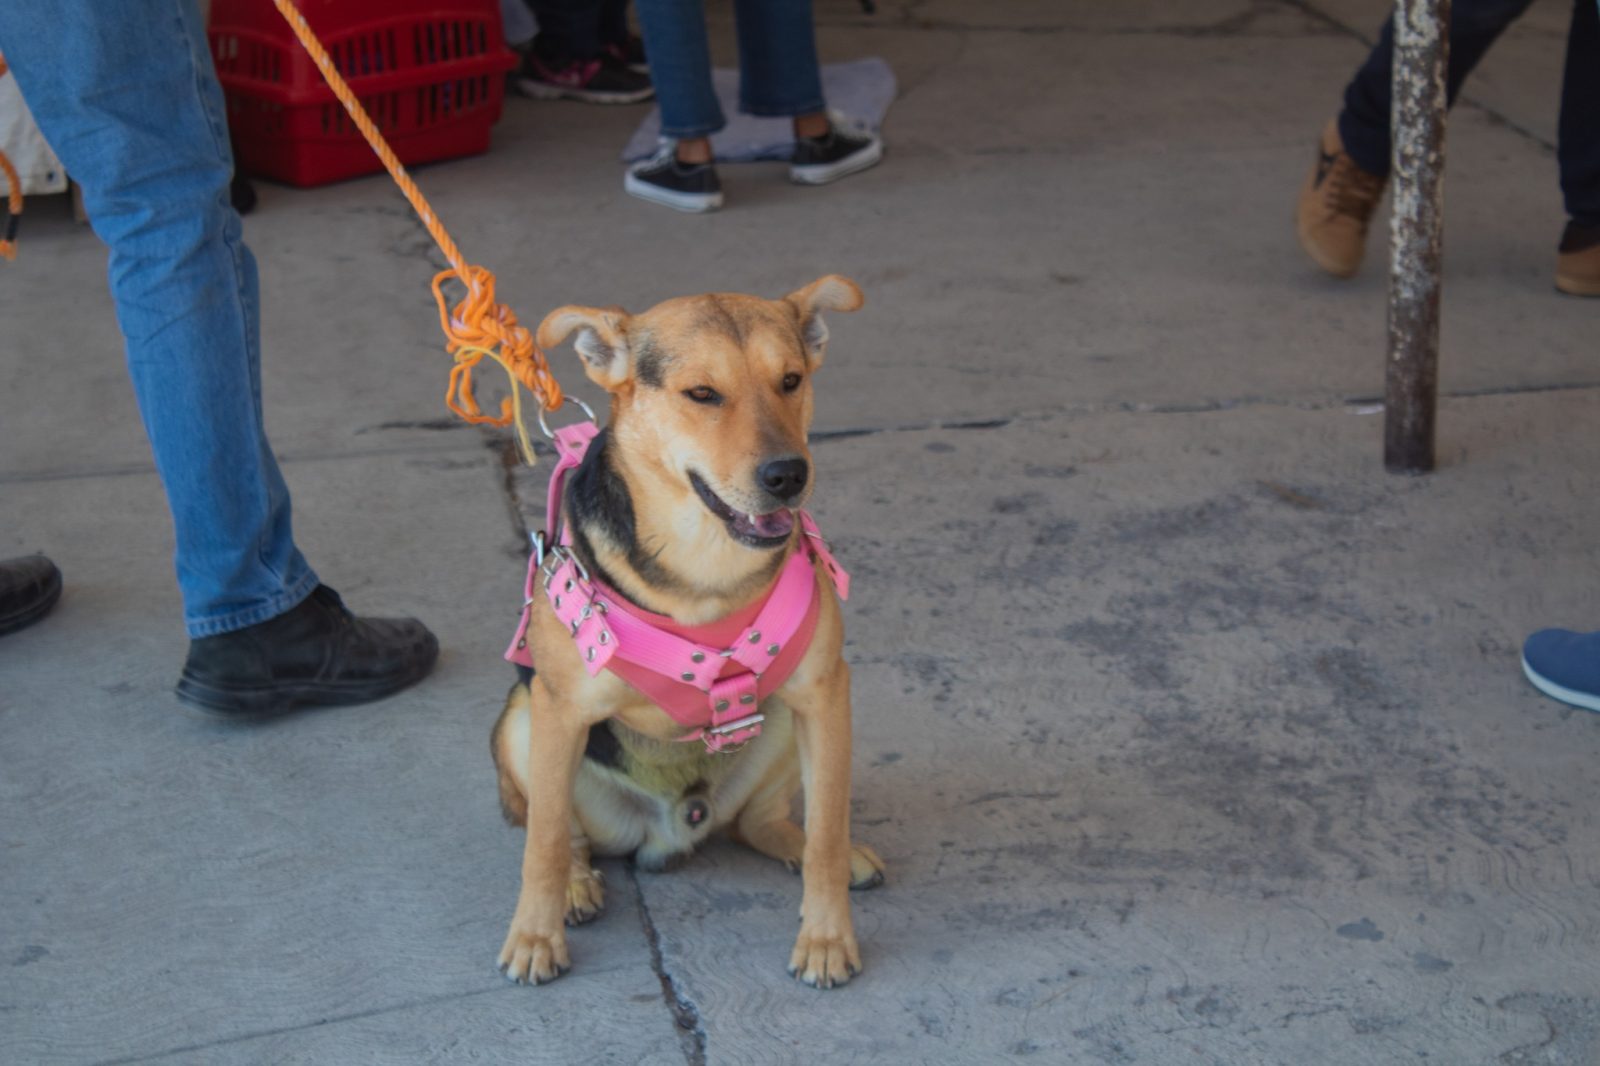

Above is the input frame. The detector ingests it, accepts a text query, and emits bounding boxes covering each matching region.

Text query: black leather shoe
[176,585,439,719]
[0,554,63,637]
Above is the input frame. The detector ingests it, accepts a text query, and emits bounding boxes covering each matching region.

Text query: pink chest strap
[503,422,849,752]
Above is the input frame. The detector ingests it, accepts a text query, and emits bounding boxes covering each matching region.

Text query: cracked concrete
[4,0,1600,1062]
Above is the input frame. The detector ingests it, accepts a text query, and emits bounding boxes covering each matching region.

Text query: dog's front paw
[498,926,571,985]
[566,866,606,926]
[788,927,861,989]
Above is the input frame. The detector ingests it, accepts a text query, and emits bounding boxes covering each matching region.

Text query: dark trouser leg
[529,0,605,60]
[1338,0,1538,175]
[1557,0,1600,225]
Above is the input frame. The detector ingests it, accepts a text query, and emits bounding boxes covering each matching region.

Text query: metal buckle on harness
[708,713,765,737]
[541,543,590,589]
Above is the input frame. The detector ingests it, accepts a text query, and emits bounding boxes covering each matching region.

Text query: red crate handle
[270,0,561,464]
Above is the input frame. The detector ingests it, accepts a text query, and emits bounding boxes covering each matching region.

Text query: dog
[490,275,884,990]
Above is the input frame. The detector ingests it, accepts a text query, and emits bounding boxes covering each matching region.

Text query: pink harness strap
[504,422,848,753]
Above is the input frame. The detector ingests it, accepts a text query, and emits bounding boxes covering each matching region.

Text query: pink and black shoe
[514,39,653,104]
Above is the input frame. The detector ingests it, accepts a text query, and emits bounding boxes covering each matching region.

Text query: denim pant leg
[1338,0,1538,176]
[635,0,725,137]
[0,0,318,637]
[1557,0,1600,224]
[733,0,825,118]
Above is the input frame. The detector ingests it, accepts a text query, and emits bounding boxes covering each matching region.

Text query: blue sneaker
[1522,628,1600,713]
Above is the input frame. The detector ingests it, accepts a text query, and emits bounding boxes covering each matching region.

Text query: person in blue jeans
[624,0,883,212]
[0,1,437,717]
[1296,0,1600,295]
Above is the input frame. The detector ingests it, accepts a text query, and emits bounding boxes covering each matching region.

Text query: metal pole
[1384,0,1449,474]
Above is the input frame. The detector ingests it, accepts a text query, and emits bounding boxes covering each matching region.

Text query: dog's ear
[785,274,864,369]
[536,305,632,390]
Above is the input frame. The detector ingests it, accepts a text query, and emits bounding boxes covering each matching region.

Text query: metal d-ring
[537,396,598,440]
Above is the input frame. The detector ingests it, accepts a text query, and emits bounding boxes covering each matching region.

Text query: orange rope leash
[0,55,21,261]
[268,0,562,461]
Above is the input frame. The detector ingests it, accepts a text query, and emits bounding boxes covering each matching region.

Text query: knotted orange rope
[0,55,21,261]
[270,0,562,463]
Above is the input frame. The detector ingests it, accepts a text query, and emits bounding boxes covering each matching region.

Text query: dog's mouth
[690,472,795,549]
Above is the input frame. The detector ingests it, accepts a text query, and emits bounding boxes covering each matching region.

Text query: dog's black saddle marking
[584,719,623,768]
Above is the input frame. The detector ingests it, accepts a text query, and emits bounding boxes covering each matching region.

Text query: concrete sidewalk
[3,1,1598,1062]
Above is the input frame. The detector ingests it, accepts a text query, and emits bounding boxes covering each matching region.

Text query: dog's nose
[758,457,809,501]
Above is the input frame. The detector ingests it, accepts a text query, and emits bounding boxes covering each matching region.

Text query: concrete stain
[1335,918,1385,941]
[1497,994,1600,1065]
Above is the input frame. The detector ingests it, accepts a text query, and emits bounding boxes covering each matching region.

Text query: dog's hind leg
[492,683,531,827]
[565,819,605,926]
[732,770,885,891]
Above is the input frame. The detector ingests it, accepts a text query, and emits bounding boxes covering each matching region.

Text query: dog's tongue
[737,508,795,539]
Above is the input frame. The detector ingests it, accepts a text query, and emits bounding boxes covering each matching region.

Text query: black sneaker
[176,585,439,719]
[625,144,723,213]
[513,41,653,104]
[604,34,648,73]
[0,554,62,637]
[790,117,883,186]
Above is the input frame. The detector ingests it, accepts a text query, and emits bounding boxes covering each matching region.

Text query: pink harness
[504,422,849,753]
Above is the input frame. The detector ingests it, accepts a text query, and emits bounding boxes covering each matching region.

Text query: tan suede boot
[1297,119,1387,279]
[1555,222,1600,297]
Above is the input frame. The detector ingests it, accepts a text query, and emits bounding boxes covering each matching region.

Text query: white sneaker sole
[790,137,884,186]
[624,172,723,213]
[513,78,654,105]
[1522,654,1600,713]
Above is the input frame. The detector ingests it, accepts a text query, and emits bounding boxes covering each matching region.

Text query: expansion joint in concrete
[627,865,708,1066]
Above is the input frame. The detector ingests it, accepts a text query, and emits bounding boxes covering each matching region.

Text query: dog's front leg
[787,661,861,988]
[499,680,587,985]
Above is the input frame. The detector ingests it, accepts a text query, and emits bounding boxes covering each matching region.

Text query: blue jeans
[634,0,825,138]
[1339,0,1600,225]
[0,1,318,637]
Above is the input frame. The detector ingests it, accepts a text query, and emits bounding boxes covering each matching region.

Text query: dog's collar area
[505,421,849,754]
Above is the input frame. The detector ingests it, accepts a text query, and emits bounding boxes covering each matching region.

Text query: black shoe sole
[0,569,62,637]
[175,640,440,721]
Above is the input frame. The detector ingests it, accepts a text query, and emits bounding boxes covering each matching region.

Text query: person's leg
[1299,0,1538,277]
[730,0,825,122]
[0,0,316,638]
[624,0,726,210]
[529,0,605,59]
[516,0,653,102]
[1554,0,1600,295]
[1339,0,1539,176]
[725,0,882,185]
[633,0,725,142]
[0,1,437,715]
[1556,0,1600,225]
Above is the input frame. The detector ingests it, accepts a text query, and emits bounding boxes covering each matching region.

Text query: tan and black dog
[491,275,884,989]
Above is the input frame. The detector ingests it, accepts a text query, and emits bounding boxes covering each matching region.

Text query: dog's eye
[781,372,803,393]
[684,386,722,405]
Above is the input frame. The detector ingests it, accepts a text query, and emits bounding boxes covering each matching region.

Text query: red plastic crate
[209,0,517,187]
